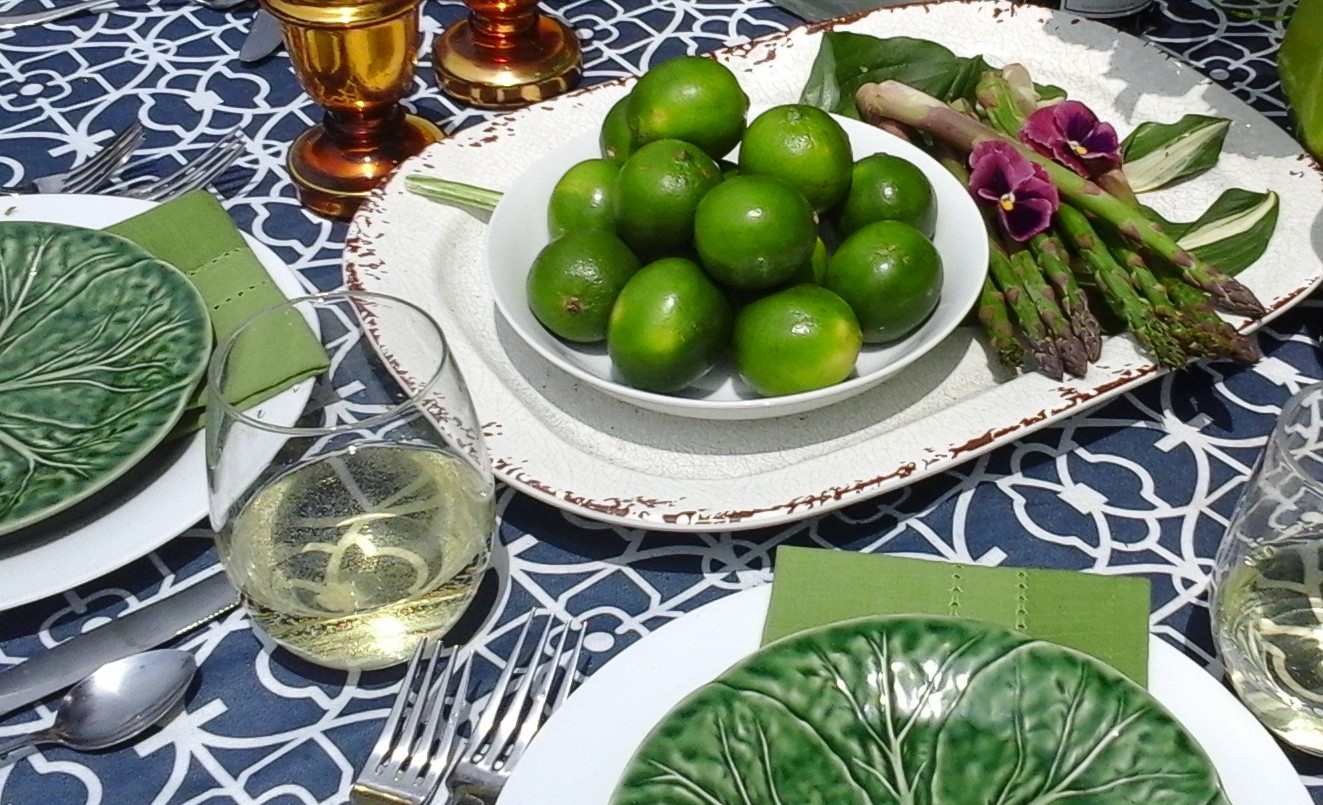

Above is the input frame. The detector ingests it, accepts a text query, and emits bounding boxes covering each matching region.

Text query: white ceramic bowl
[486,106,988,420]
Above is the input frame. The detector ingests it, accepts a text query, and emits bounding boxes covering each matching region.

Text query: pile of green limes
[525,55,943,398]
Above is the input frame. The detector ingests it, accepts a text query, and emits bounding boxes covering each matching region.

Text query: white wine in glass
[207,291,495,670]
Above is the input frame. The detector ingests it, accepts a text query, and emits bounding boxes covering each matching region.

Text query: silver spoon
[0,649,196,761]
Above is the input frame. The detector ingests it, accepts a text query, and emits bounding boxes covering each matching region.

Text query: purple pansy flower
[1020,100,1122,178]
[967,140,1060,242]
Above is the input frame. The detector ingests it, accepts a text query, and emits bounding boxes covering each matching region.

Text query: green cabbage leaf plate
[0,222,211,536]
[611,615,1227,805]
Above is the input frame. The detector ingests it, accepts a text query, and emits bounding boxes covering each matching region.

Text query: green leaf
[1037,82,1067,102]
[1279,0,1323,159]
[405,174,503,212]
[611,617,1229,805]
[1177,189,1280,276]
[799,32,989,118]
[1121,114,1231,192]
[1144,189,1279,276]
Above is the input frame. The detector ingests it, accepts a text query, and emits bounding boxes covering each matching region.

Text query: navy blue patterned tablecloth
[1,0,1321,801]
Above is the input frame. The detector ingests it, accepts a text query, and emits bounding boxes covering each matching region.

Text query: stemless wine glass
[206,291,495,670]
[1212,380,1323,754]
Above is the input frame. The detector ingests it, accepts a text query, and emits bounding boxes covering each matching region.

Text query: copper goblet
[433,0,583,109]
[264,0,443,219]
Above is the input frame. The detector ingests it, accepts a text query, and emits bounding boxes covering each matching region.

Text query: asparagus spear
[977,274,1027,369]
[968,73,1104,366]
[976,69,1027,137]
[989,239,1065,379]
[1028,232,1104,361]
[1054,204,1189,367]
[1006,245,1090,377]
[1000,64,1041,118]
[1100,229,1260,363]
[855,80,1266,317]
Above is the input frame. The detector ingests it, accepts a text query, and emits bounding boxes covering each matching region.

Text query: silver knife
[239,10,283,64]
[0,572,239,718]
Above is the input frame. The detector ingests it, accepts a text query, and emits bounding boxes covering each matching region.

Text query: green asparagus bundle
[856,79,1267,320]
[851,67,1270,374]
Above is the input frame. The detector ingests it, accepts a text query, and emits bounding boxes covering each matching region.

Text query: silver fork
[1,120,143,195]
[111,129,247,202]
[350,637,469,805]
[0,0,119,30]
[447,613,586,805]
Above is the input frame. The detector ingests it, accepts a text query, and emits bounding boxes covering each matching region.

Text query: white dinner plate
[0,194,310,611]
[346,0,1323,532]
[500,585,1311,805]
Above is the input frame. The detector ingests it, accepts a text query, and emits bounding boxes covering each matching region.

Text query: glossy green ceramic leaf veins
[611,616,1228,805]
[0,222,211,536]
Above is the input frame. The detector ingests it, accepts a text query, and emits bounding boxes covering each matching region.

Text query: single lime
[526,230,643,343]
[548,158,621,238]
[737,104,854,212]
[833,152,937,239]
[607,257,733,393]
[825,219,943,344]
[600,94,634,162]
[612,138,723,259]
[626,55,749,160]
[693,174,818,292]
[733,284,862,397]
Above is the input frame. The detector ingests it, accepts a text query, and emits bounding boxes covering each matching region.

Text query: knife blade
[239,10,283,64]
[0,572,239,718]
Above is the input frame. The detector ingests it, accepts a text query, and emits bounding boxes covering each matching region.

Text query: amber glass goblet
[264,0,443,219]
[433,0,583,109]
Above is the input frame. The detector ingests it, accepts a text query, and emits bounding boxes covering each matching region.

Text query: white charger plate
[485,107,988,420]
[499,585,1312,805]
[0,194,310,611]
[346,0,1323,531]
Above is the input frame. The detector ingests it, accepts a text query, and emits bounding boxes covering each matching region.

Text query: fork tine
[61,121,145,194]
[433,651,474,773]
[549,620,585,712]
[385,638,447,772]
[475,615,551,762]
[503,620,583,768]
[364,636,434,773]
[118,129,246,201]
[465,614,539,760]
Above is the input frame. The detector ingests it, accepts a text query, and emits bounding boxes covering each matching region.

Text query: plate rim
[498,584,1312,805]
[345,0,1323,532]
[0,193,309,611]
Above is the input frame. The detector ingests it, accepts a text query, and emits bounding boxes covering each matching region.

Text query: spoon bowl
[0,649,196,760]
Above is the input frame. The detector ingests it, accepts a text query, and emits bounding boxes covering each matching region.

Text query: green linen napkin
[105,190,328,434]
[763,546,1151,684]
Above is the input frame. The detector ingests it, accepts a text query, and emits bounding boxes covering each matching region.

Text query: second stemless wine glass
[263,0,442,219]
[207,291,494,670]
[1212,381,1323,754]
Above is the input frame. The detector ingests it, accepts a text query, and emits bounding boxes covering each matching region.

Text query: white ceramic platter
[499,585,1312,805]
[0,194,310,611]
[485,107,988,420]
[345,0,1323,531]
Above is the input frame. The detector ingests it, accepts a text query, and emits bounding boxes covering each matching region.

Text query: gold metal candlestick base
[265,0,442,220]
[287,111,442,220]
[433,7,582,109]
